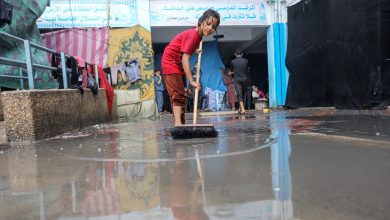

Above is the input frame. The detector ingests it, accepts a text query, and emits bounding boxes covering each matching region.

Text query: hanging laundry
[93,66,115,115]
[205,87,216,111]
[74,56,88,89]
[110,63,127,85]
[215,90,226,111]
[66,57,81,89]
[99,67,114,115]
[204,87,226,111]
[125,58,141,83]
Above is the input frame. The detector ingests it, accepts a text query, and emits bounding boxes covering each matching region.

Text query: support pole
[24,40,34,89]
[94,65,99,88]
[61,52,68,89]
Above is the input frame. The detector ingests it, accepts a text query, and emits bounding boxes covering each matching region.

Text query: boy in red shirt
[162,9,220,126]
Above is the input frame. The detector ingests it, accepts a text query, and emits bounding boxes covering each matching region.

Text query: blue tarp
[191,40,227,93]
[154,40,226,94]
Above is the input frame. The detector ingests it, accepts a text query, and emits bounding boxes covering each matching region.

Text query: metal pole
[106,0,110,27]
[107,74,112,85]
[19,68,24,89]
[60,52,68,88]
[24,40,34,89]
[94,65,99,88]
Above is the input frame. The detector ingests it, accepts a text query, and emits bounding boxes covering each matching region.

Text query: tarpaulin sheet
[155,40,226,95]
[41,27,109,68]
[286,0,390,109]
[190,40,227,94]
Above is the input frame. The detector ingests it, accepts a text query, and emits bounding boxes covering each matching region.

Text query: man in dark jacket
[230,48,249,114]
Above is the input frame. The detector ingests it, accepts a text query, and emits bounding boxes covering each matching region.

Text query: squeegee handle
[193,41,203,125]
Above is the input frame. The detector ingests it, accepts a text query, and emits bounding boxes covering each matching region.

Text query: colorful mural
[108,26,155,101]
[0,0,57,89]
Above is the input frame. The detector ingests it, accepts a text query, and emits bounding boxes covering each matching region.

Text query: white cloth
[287,0,302,7]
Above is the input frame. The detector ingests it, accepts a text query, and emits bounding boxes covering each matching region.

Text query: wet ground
[0,108,389,220]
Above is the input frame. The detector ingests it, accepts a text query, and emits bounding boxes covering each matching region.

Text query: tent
[286,0,390,109]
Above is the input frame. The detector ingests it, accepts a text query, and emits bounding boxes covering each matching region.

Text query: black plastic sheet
[286,0,390,109]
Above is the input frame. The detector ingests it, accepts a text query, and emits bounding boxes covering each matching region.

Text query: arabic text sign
[37,0,137,28]
[151,2,267,26]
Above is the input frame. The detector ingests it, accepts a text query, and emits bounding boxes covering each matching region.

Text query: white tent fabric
[286,0,302,7]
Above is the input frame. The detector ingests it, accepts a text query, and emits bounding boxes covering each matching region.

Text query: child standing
[162,9,220,126]
[154,69,165,114]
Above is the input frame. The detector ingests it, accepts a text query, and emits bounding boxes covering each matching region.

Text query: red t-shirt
[162,27,201,75]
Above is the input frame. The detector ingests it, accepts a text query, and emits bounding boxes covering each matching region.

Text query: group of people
[155,8,266,127]
[223,56,267,114]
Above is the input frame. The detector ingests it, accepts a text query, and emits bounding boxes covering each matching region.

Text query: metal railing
[0,31,69,89]
[0,31,111,90]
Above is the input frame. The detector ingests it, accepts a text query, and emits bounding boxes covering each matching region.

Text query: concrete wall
[1,89,116,143]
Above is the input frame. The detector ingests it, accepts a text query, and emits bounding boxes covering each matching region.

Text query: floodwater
[0,108,389,220]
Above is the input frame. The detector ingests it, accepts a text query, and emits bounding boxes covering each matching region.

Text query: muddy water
[0,109,389,219]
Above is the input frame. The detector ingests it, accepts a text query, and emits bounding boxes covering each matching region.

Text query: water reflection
[8,146,39,194]
[270,112,294,220]
[169,148,208,219]
[0,112,298,219]
[1,145,45,220]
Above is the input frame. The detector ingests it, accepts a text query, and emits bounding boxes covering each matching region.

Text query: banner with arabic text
[150,0,267,26]
[37,0,138,28]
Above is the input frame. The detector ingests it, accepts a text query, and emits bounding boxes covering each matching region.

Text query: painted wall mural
[0,0,57,89]
[108,25,155,101]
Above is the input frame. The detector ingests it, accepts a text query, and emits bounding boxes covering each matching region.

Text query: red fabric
[164,74,186,124]
[164,74,187,107]
[88,66,115,115]
[162,28,201,75]
[227,83,237,107]
[224,74,237,108]
[98,66,114,115]
[257,90,267,99]
[80,161,119,216]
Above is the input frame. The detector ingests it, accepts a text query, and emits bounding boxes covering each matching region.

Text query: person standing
[154,69,165,114]
[161,9,220,126]
[230,48,249,114]
[223,68,237,110]
[161,72,171,114]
